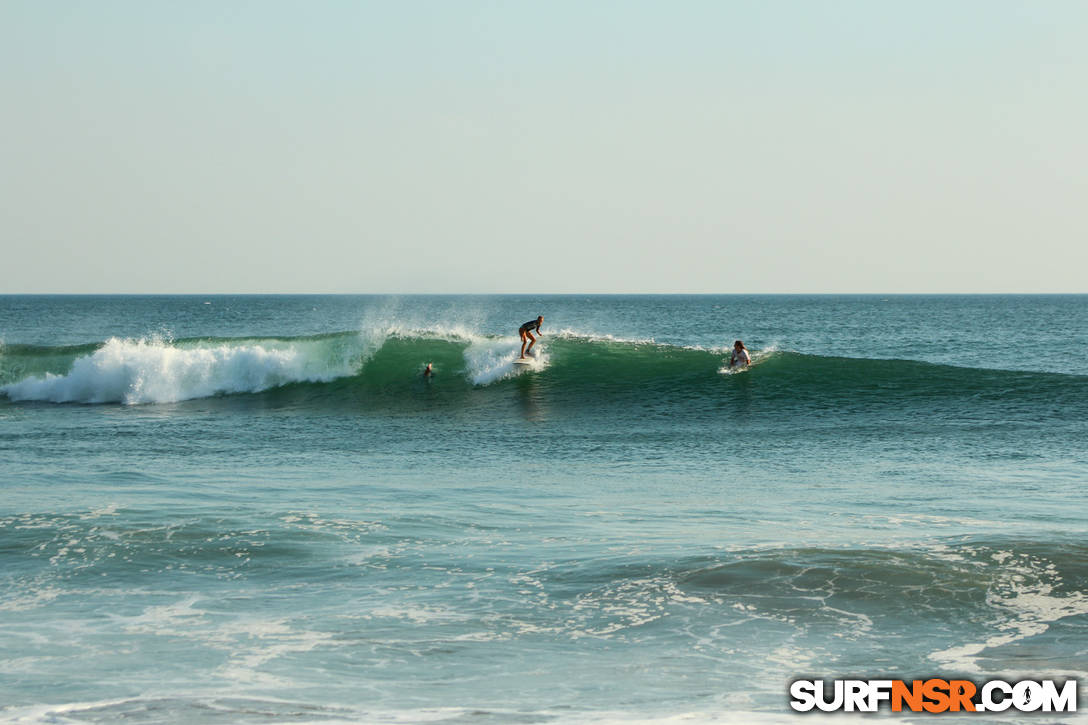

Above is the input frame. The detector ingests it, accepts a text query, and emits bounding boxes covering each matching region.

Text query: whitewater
[1,294,1085,724]
[0,328,765,405]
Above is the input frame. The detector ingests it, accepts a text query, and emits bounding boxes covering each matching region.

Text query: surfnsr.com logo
[789,679,1077,713]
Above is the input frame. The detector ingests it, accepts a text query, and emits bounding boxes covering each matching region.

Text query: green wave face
[3,332,1085,417]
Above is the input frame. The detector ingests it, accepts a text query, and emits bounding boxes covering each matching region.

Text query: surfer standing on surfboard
[729,340,751,368]
[519,316,543,359]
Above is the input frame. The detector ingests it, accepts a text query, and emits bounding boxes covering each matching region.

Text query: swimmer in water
[519,316,543,358]
[423,363,433,378]
[729,340,751,368]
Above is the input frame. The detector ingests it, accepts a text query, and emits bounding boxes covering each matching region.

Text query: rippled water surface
[1,295,1086,723]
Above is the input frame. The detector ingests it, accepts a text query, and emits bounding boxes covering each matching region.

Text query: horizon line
[1,291,1086,297]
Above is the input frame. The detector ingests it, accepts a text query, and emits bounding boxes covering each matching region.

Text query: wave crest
[2,327,1084,407]
[0,336,365,405]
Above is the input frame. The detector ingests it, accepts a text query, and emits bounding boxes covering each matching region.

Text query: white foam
[552,328,659,346]
[0,586,61,613]
[928,548,1088,674]
[0,335,367,405]
[353,319,549,386]
[0,697,959,725]
[79,503,119,520]
[118,597,205,634]
[463,336,548,385]
[1,321,780,401]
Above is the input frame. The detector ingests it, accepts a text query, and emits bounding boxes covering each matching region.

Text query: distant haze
[2,1,1085,293]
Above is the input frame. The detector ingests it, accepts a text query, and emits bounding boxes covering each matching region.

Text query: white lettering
[1040,679,1077,712]
[789,680,817,712]
[981,680,1013,712]
[817,680,845,712]
[867,679,894,711]
[1014,681,1043,712]
[844,680,868,712]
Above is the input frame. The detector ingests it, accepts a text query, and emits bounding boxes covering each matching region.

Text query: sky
[1,0,1086,294]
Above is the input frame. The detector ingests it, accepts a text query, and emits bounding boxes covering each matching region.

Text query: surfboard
[512,358,533,366]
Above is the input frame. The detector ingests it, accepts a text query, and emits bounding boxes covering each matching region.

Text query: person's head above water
[734,340,745,349]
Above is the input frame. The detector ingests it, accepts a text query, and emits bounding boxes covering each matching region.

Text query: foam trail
[552,328,658,346]
[0,336,366,405]
[928,547,1088,674]
[464,337,548,385]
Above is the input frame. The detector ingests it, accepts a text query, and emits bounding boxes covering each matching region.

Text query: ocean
[1,294,1085,724]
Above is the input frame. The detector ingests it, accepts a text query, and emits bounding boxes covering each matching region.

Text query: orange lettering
[892,680,924,712]
[922,679,951,713]
[949,680,976,712]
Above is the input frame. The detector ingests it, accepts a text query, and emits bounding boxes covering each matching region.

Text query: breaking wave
[2,328,1085,409]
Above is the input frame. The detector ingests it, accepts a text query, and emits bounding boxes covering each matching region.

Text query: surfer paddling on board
[519,316,543,359]
[729,340,751,368]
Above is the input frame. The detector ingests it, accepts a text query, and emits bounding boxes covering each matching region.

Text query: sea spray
[464,336,549,386]
[0,335,369,404]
